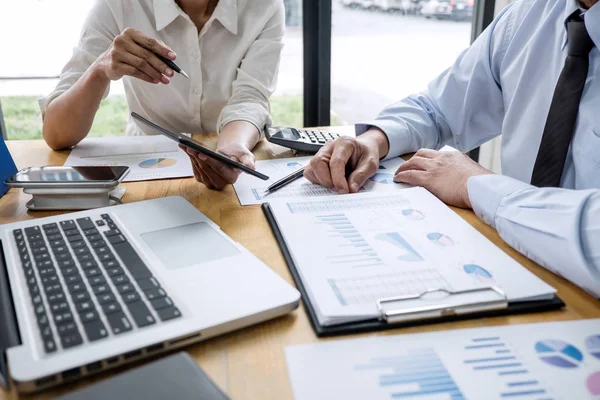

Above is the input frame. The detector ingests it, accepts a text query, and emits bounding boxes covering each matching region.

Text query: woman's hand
[182,143,256,190]
[94,28,176,84]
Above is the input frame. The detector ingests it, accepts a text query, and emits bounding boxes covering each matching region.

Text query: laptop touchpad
[141,222,240,270]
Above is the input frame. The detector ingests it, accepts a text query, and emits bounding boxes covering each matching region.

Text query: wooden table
[1,134,599,400]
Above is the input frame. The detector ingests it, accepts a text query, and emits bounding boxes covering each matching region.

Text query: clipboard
[262,203,565,337]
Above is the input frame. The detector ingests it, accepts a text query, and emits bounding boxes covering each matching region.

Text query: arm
[186,4,285,190]
[356,3,517,159]
[468,175,600,297]
[216,3,285,138]
[305,3,517,192]
[41,0,175,150]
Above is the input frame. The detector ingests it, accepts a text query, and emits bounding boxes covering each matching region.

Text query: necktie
[530,13,595,188]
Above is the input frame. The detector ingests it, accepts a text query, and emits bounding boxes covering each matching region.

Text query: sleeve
[38,0,121,117]
[468,174,600,298]
[217,4,285,136]
[355,2,517,159]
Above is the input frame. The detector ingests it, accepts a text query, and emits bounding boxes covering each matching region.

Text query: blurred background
[0,0,510,170]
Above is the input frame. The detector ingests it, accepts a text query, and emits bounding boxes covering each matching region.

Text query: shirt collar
[154,0,182,31]
[212,0,238,35]
[563,0,600,49]
[153,0,238,35]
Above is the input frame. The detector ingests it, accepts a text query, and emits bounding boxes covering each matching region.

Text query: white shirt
[39,0,284,137]
[357,0,600,296]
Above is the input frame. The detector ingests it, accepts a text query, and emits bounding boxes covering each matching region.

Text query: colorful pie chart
[463,264,495,284]
[427,232,455,247]
[535,339,583,368]
[401,209,425,221]
[368,172,397,185]
[139,158,177,169]
[585,335,600,359]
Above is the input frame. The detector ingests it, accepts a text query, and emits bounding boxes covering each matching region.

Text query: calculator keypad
[301,130,340,144]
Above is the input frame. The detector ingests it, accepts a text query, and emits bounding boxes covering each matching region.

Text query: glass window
[271,0,304,127]
[331,0,476,125]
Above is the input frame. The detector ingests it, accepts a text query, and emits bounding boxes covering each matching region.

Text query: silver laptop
[0,196,300,393]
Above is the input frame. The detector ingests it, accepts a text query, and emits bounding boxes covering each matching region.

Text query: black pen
[265,167,306,194]
[154,52,189,79]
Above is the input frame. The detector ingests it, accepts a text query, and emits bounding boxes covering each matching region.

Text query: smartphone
[5,166,129,188]
[131,112,269,181]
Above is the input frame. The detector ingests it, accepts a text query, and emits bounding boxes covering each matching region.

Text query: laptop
[0,196,300,392]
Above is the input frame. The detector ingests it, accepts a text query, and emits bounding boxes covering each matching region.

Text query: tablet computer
[131,112,269,181]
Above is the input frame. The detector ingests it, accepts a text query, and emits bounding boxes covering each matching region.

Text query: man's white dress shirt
[40,0,284,136]
[357,0,600,296]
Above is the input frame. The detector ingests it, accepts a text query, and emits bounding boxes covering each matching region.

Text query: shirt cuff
[355,120,413,160]
[218,103,269,139]
[467,174,534,229]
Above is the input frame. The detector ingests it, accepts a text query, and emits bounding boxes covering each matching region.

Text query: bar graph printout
[233,157,408,205]
[266,189,556,325]
[286,319,600,400]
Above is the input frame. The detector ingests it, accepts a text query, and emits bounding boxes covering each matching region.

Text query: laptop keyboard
[13,214,181,354]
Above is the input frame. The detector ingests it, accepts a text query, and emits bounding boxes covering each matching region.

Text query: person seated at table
[304,0,600,297]
[40,0,284,190]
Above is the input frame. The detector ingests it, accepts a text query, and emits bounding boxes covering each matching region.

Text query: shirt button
[193,52,200,59]
[194,88,201,95]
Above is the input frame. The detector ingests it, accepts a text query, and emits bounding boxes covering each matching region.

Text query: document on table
[266,188,556,326]
[64,136,193,182]
[286,319,600,400]
[233,156,409,205]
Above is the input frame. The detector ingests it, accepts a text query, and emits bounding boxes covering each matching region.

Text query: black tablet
[131,112,269,181]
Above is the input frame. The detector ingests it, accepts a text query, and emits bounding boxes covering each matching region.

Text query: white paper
[267,189,556,326]
[64,136,193,182]
[233,156,409,205]
[286,319,600,400]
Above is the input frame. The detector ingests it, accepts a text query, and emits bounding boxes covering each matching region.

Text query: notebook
[0,134,17,197]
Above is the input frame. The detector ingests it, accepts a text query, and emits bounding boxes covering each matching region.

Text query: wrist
[89,61,111,85]
[357,128,390,159]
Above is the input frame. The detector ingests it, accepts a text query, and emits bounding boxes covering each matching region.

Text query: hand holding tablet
[131,112,269,181]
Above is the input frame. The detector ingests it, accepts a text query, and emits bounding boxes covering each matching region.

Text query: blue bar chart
[464,336,550,398]
[354,349,466,400]
[315,214,384,268]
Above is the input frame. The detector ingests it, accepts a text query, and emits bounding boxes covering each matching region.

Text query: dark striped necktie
[530,12,595,188]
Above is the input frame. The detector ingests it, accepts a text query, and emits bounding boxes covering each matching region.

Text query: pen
[154,51,189,79]
[265,166,306,194]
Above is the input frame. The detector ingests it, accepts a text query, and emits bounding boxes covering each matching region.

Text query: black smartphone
[5,166,129,188]
[131,112,269,181]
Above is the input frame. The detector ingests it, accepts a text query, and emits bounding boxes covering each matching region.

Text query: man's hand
[394,149,493,208]
[181,143,256,190]
[304,129,389,194]
[94,28,176,84]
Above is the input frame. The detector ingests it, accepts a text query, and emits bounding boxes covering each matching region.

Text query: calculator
[264,126,341,153]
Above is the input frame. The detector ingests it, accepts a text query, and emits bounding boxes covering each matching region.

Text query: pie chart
[534,339,583,368]
[587,371,600,396]
[427,232,455,247]
[401,209,425,221]
[139,158,177,169]
[287,162,302,169]
[463,264,495,284]
[585,335,600,359]
[368,172,397,185]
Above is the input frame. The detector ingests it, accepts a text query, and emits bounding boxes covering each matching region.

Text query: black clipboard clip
[376,286,508,324]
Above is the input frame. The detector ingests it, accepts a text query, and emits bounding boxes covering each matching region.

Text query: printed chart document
[65,136,193,182]
[266,189,556,326]
[233,156,408,205]
[286,319,600,400]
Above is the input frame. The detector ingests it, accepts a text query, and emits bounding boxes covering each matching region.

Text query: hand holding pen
[96,28,189,85]
[265,166,307,195]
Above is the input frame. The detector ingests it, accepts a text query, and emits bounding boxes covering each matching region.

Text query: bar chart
[464,336,550,398]
[354,349,466,399]
[316,214,384,268]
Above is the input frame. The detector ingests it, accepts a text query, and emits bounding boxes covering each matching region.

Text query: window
[330,0,476,125]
